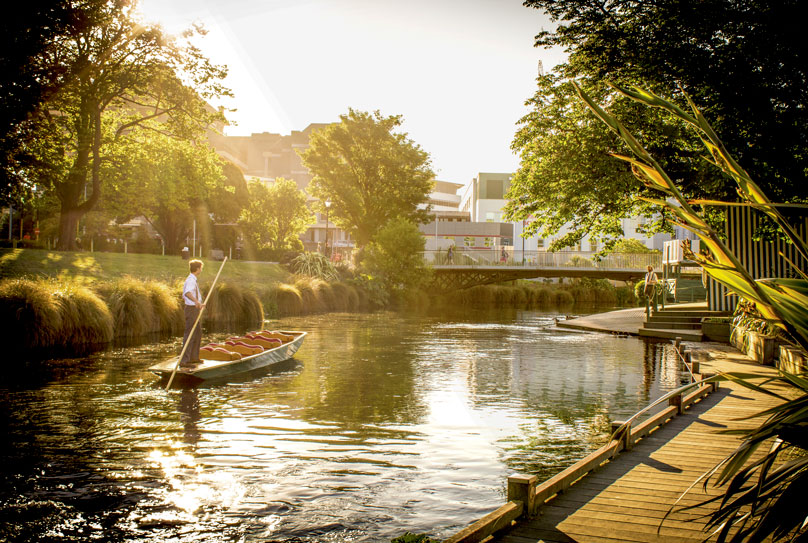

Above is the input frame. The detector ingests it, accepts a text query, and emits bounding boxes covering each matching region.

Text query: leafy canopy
[512,0,807,248]
[16,0,228,250]
[103,126,229,253]
[361,217,430,295]
[299,109,435,247]
[239,178,313,251]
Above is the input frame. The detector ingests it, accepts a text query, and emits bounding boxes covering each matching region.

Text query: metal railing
[424,250,661,270]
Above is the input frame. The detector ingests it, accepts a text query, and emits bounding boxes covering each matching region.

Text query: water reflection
[0,308,687,542]
[178,389,200,446]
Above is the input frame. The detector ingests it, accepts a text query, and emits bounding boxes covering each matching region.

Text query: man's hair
[647,265,654,271]
[189,259,203,273]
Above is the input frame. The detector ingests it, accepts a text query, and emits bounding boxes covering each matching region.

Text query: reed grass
[0,278,118,351]
[206,282,264,325]
[145,280,183,334]
[0,278,63,350]
[95,277,156,338]
[328,282,351,312]
[53,283,114,347]
[275,282,304,315]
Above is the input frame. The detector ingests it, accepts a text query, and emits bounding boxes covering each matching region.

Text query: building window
[537,239,544,249]
[485,212,495,222]
[464,236,475,247]
[484,237,493,247]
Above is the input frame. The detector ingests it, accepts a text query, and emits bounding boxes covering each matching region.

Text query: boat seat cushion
[223,341,263,356]
[256,330,294,343]
[201,345,242,361]
[243,334,282,349]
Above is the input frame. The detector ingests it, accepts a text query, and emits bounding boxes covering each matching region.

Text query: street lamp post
[324,200,331,258]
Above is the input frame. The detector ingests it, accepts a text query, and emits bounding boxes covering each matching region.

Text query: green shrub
[554,289,575,305]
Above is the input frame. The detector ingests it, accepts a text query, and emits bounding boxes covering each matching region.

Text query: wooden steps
[638,306,728,342]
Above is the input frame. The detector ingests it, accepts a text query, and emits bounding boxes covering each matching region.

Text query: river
[0,308,686,542]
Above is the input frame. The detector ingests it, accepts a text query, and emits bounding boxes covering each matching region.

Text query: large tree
[299,109,435,247]
[0,2,78,203]
[506,75,720,250]
[22,0,228,250]
[104,127,230,254]
[509,0,807,247]
[238,178,313,251]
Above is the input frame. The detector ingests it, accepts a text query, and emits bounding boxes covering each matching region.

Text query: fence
[424,250,661,270]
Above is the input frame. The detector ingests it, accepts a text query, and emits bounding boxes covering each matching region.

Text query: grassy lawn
[0,248,290,287]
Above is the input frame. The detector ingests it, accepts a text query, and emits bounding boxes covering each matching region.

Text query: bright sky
[138,0,566,185]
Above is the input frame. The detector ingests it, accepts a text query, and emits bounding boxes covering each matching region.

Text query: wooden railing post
[701,372,719,392]
[674,337,682,353]
[507,474,538,518]
[611,420,632,451]
[668,392,683,415]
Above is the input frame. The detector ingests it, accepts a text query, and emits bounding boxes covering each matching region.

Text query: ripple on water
[0,309,687,542]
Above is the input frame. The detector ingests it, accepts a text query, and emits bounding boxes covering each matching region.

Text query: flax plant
[291,252,340,282]
[575,83,808,542]
[574,82,808,353]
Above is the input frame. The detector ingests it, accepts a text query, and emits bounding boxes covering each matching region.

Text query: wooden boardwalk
[489,345,782,543]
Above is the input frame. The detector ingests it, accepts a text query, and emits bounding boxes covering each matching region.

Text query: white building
[459,172,671,253]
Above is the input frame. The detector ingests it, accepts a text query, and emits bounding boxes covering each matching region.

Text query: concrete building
[456,171,671,254]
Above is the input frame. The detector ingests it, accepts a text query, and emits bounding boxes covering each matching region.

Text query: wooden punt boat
[149,331,307,384]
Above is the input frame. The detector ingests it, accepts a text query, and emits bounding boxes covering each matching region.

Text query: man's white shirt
[183,273,201,306]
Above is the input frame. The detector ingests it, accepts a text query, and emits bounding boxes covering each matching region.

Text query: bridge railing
[424,250,661,270]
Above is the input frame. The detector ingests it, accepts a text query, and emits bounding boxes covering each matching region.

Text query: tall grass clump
[293,277,321,313]
[328,282,352,312]
[553,289,575,306]
[206,282,264,325]
[309,277,338,312]
[256,284,280,318]
[275,282,304,316]
[145,280,183,334]
[53,283,114,348]
[95,277,155,339]
[0,278,63,351]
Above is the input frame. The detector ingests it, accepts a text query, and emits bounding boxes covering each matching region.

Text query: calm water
[0,308,685,542]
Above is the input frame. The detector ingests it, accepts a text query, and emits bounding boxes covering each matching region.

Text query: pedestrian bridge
[423,250,661,291]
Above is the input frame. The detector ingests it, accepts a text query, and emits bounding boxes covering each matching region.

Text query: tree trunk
[55,103,102,251]
[56,205,81,251]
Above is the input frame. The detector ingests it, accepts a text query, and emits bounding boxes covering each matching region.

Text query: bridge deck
[491,345,783,543]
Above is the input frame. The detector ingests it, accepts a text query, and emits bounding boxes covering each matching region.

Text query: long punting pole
[165,257,228,390]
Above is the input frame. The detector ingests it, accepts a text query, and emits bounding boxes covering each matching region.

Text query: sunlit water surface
[1,308,686,542]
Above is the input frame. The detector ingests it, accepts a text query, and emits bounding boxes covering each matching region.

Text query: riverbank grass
[0,248,288,287]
